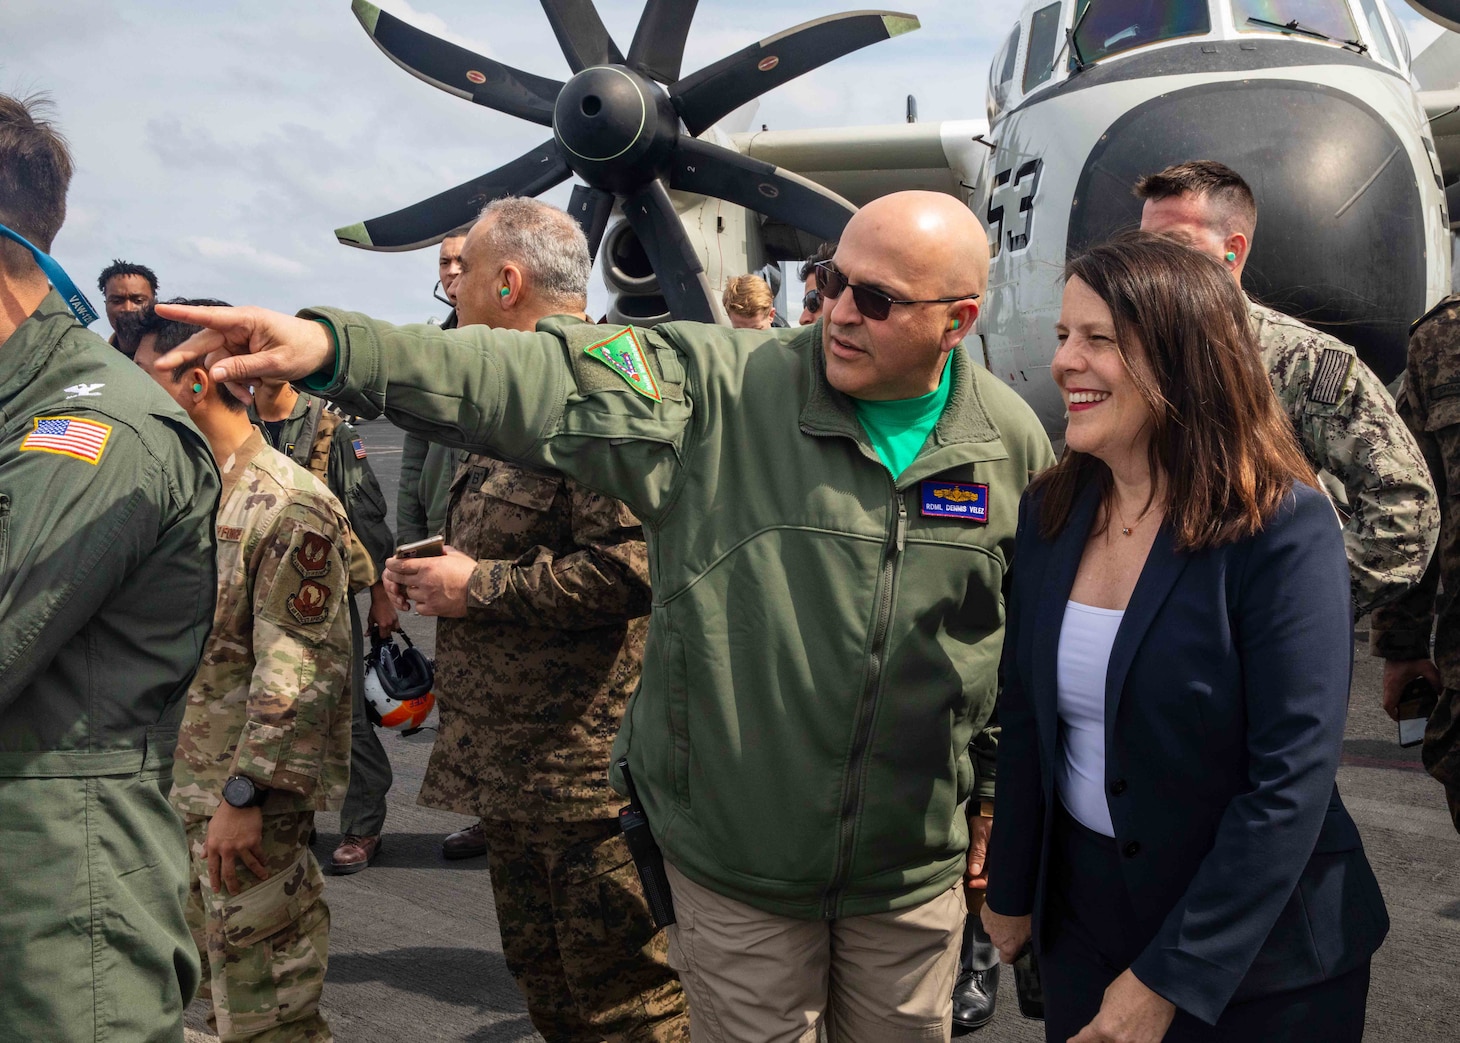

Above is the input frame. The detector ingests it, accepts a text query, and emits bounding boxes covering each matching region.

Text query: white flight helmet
[364,631,435,732]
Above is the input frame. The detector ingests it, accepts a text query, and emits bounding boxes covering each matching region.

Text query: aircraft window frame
[1229,1,1362,47]
[1023,1,1065,93]
[1067,0,1213,68]
[1354,0,1400,67]
[988,21,1022,122]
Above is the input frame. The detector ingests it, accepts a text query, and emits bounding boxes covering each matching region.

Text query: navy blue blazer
[985,480,1389,1026]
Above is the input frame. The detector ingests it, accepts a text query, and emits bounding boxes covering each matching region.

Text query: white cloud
[181,236,310,278]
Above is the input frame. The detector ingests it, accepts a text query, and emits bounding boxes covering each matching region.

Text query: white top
[1055,601,1124,838]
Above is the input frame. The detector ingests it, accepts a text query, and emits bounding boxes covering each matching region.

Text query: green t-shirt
[854,357,953,479]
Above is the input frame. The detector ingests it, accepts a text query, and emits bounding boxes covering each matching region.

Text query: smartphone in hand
[395,535,445,559]
[1397,675,1439,749]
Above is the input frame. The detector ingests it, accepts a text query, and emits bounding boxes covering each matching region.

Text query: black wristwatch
[222,775,269,809]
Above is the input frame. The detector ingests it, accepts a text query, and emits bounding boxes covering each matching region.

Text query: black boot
[952,914,1001,1030]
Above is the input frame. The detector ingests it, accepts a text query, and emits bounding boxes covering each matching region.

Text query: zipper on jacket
[0,493,9,575]
[823,493,907,918]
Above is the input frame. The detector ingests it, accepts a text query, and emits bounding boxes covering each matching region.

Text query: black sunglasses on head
[814,261,979,322]
[802,289,823,314]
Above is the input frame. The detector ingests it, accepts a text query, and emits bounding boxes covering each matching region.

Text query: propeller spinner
[337,0,919,321]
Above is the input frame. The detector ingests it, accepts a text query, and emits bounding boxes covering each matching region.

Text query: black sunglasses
[814,261,980,322]
[802,289,823,314]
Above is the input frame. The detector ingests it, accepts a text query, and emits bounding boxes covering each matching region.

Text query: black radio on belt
[617,757,676,930]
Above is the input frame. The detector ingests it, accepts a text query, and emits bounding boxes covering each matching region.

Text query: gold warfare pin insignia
[583,328,662,402]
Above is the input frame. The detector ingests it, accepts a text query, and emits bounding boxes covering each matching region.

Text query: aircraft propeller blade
[669,138,856,242]
[336,140,570,251]
[568,184,617,259]
[671,12,921,137]
[540,0,625,72]
[621,179,720,323]
[628,0,700,84]
[351,0,561,126]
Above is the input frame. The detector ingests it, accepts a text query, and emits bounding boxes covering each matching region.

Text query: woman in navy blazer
[982,233,1388,1043]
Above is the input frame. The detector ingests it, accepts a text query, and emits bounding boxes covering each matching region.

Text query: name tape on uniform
[920,481,989,523]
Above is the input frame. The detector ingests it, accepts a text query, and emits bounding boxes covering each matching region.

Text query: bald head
[822,191,988,401]
[843,191,990,300]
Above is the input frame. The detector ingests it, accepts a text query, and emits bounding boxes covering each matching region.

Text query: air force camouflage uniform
[1250,300,1438,617]
[1371,295,1460,832]
[1,291,218,1042]
[252,392,396,841]
[171,429,352,1042]
[417,453,688,1041]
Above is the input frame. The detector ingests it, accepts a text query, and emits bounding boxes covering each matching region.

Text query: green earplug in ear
[950,318,960,331]
[500,286,510,298]
[192,383,204,393]
[1225,251,1238,263]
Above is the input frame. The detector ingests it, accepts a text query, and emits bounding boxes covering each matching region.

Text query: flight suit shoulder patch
[257,515,345,642]
[1309,348,1353,407]
[19,414,113,465]
[572,326,663,402]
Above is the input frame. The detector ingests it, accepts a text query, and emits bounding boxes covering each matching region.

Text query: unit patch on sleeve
[582,327,662,402]
[353,438,367,459]
[920,481,989,523]
[287,580,332,625]
[20,415,113,464]
[292,532,334,579]
[1309,348,1353,406]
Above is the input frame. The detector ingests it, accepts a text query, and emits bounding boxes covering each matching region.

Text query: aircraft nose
[1067,78,1429,381]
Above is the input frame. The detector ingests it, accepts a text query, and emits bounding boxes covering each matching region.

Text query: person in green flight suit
[0,92,218,1042]
[249,378,399,874]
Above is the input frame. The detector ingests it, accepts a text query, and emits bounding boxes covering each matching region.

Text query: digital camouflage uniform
[252,391,396,839]
[419,452,688,1042]
[171,429,353,1042]
[1371,294,1460,832]
[1250,299,1438,617]
[1,291,218,1042]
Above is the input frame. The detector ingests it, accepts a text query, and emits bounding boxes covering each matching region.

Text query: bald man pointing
[157,191,1053,1042]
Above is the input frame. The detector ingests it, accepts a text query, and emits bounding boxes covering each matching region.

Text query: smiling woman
[983,231,1388,1043]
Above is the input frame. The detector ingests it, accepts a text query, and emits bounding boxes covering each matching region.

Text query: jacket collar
[797,324,1008,484]
[0,291,74,411]
[218,427,268,505]
[1030,479,1190,745]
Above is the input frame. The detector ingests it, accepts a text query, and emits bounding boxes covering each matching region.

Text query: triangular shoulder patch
[582,327,662,402]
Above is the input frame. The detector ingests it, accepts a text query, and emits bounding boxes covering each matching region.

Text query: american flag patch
[20,415,112,464]
[352,438,367,460]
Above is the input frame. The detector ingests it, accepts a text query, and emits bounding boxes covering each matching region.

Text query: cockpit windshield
[1231,0,1361,44]
[1069,0,1211,68]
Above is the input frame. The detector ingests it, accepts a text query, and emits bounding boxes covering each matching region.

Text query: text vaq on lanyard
[0,222,99,326]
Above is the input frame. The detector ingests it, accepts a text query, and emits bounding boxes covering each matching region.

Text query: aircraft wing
[726,119,989,254]
[1405,1,1460,34]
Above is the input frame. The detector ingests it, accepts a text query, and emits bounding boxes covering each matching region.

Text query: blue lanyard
[0,222,100,327]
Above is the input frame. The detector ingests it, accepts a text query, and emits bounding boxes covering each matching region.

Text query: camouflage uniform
[1250,300,1438,617]
[420,452,688,1042]
[171,429,353,1042]
[252,392,396,839]
[1371,295,1460,832]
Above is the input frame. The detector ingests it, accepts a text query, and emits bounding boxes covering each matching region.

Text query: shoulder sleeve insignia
[352,437,367,460]
[583,327,663,402]
[1309,348,1353,406]
[287,579,332,625]
[292,532,334,578]
[19,415,112,465]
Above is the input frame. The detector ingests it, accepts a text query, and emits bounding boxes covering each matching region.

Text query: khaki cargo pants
[184,811,331,1042]
[482,816,690,1042]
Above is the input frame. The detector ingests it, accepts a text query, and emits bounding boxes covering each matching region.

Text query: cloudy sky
[2,0,1442,329]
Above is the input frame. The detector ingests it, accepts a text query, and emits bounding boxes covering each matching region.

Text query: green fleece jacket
[301,311,1053,918]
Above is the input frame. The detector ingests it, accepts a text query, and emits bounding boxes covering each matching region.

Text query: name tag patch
[920,481,989,523]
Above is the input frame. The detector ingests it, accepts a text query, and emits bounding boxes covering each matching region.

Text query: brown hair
[1133,159,1257,237]
[722,274,774,318]
[1035,231,1315,551]
[0,94,73,270]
